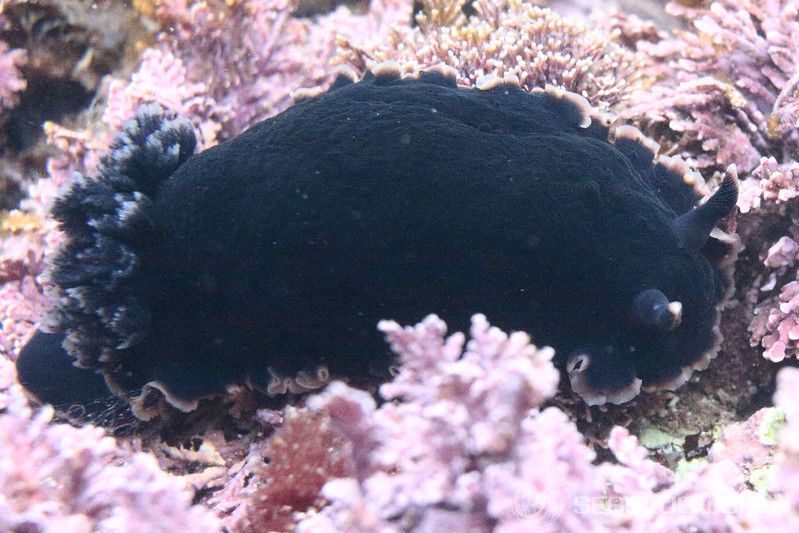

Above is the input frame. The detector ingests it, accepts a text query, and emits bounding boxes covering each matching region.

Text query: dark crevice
[3,72,93,154]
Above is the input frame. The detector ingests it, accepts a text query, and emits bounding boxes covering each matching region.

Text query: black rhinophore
[16,64,738,421]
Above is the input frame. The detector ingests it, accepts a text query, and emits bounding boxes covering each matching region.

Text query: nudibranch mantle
[16,63,738,418]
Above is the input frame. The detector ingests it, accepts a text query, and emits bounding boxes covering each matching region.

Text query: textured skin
[17,72,736,415]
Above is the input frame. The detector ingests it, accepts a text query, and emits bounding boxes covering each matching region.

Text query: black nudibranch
[16,64,738,422]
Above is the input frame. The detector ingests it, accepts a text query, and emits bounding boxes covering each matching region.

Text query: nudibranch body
[16,64,738,419]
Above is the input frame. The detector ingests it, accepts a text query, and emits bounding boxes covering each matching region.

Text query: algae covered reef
[1,0,799,531]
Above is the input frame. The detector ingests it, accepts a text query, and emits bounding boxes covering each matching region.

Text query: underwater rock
[16,64,738,420]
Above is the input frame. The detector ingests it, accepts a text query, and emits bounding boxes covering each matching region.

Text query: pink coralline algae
[0,38,25,112]
[0,11,25,112]
[297,314,573,531]
[290,315,799,532]
[0,359,220,532]
[340,0,650,111]
[624,0,799,173]
[0,266,47,360]
[670,1,799,366]
[0,174,64,361]
[743,158,799,361]
[49,0,412,178]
